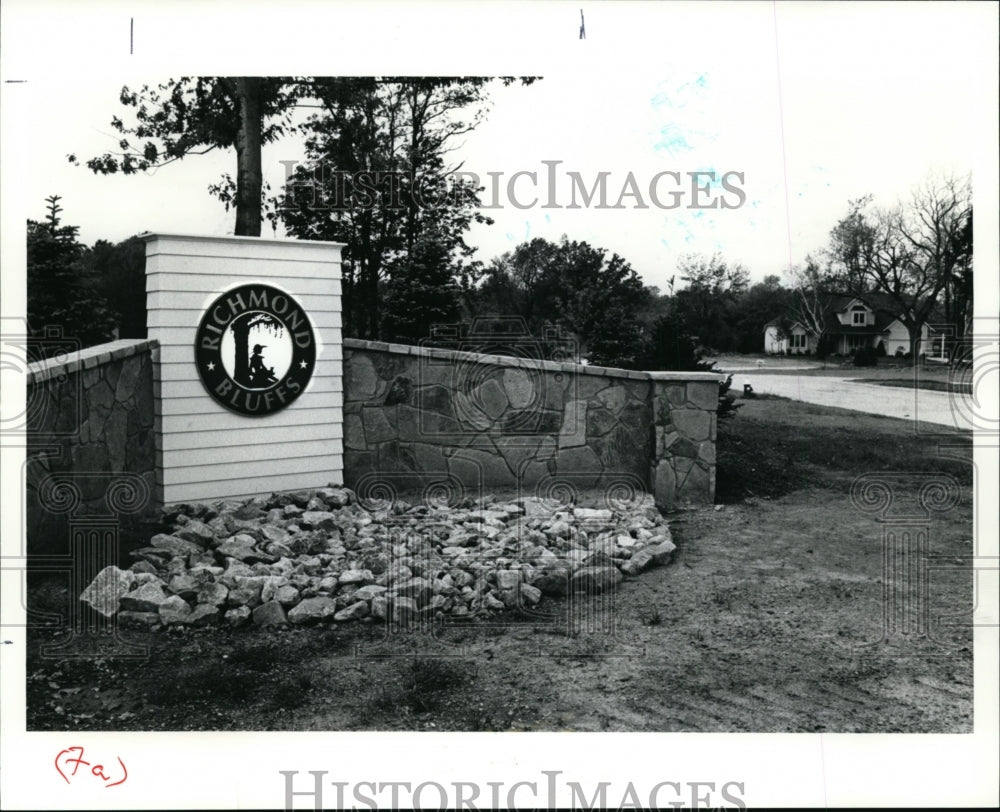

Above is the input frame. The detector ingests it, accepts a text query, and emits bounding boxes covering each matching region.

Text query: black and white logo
[195,284,316,416]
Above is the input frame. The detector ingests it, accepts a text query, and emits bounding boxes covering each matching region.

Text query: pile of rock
[80,486,675,630]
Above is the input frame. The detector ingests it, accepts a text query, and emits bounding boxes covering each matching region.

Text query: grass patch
[268,675,313,711]
[716,399,972,502]
[401,657,470,713]
[146,661,258,707]
[640,606,664,627]
[227,642,277,672]
[365,657,474,717]
[856,378,973,395]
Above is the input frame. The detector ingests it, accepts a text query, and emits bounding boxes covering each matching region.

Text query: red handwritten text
[55,746,127,787]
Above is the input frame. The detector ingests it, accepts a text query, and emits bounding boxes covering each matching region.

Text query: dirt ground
[25,398,974,733]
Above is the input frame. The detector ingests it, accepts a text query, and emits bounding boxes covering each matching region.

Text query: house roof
[820,293,948,335]
[765,293,946,336]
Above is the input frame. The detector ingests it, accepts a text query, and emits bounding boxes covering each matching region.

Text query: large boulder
[252,601,288,626]
[334,600,370,622]
[570,565,623,595]
[80,566,135,617]
[173,520,216,547]
[119,581,170,613]
[646,538,677,565]
[158,595,193,625]
[149,534,204,558]
[288,596,338,625]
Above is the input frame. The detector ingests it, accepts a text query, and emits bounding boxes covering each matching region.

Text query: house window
[851,306,867,325]
[790,334,806,349]
[846,335,867,351]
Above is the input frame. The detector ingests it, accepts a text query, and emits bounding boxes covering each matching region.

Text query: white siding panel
[146,257,341,293]
[161,452,343,487]
[160,423,342,453]
[152,376,342,401]
[146,234,344,265]
[147,272,341,297]
[160,404,343,434]
[164,463,345,504]
[157,389,342,416]
[148,290,344,311]
[161,438,343,467]
[151,320,340,348]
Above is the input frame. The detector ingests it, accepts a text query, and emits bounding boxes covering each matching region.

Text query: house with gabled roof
[764,293,948,358]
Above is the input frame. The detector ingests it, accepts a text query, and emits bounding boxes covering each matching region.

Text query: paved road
[729,373,974,431]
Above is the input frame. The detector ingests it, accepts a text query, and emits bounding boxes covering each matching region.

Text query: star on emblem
[206,361,216,371]
[299,360,309,369]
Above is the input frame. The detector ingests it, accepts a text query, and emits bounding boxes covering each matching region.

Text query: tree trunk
[234,78,263,237]
[907,322,922,361]
[232,319,251,386]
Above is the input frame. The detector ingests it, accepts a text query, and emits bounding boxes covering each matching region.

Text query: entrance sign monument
[143,234,344,505]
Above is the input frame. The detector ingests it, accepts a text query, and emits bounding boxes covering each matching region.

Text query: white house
[764,295,948,357]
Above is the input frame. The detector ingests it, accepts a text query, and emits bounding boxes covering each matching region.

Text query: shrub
[853,345,878,367]
[815,334,834,360]
[636,312,741,420]
[718,374,743,420]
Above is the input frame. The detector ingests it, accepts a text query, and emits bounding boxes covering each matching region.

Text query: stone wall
[25,340,159,557]
[342,338,721,510]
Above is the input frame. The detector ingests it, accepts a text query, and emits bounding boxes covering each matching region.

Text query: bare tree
[785,254,832,346]
[828,173,971,358]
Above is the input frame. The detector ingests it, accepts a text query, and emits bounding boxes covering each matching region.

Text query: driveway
[729,373,973,431]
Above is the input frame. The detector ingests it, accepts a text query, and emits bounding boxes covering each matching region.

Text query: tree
[635,307,741,420]
[472,238,561,335]
[72,77,300,236]
[83,236,147,339]
[785,254,836,351]
[672,252,749,351]
[229,311,283,386]
[942,204,973,342]
[728,274,795,354]
[828,173,971,358]
[381,236,460,344]
[472,236,652,367]
[27,196,117,353]
[278,77,535,338]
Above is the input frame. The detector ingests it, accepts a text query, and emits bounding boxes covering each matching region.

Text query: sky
[2,1,996,298]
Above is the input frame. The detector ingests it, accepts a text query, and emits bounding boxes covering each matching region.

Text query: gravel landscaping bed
[81,486,676,630]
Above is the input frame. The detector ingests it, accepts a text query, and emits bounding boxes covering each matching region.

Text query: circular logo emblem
[195,284,316,416]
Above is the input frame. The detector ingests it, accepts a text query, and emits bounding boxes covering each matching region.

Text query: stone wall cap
[343,337,726,382]
[27,339,159,384]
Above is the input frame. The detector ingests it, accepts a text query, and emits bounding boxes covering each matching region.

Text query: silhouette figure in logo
[248,344,278,387]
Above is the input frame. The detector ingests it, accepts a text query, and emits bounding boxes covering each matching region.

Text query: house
[764,294,948,358]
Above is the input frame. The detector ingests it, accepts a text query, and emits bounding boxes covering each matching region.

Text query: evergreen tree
[380,237,460,344]
[84,235,147,339]
[27,196,117,354]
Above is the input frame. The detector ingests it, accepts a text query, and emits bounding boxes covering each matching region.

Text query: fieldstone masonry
[651,376,719,508]
[343,339,721,510]
[25,340,159,556]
